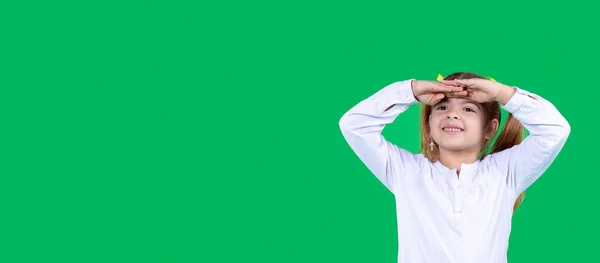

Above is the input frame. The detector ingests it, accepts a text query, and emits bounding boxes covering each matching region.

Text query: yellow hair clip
[437,74,444,82]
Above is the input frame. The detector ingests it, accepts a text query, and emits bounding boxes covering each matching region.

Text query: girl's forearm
[496,84,517,106]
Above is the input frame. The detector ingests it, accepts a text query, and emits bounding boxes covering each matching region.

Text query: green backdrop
[1,0,597,262]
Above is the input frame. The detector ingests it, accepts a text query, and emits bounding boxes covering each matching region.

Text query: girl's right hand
[411,80,467,105]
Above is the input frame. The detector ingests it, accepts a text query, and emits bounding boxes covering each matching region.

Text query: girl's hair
[419,72,526,212]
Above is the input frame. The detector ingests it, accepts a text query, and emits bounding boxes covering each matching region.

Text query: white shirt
[338,80,570,263]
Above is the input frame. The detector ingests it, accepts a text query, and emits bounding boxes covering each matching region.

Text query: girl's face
[429,98,496,154]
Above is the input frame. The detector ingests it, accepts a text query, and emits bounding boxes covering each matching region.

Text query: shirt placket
[449,171,464,222]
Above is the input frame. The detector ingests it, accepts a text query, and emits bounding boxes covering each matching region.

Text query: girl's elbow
[537,119,571,151]
[549,113,571,141]
[548,119,571,148]
[559,118,571,140]
[339,113,353,132]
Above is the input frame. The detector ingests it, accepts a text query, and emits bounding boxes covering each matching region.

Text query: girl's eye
[464,107,475,112]
[436,105,447,110]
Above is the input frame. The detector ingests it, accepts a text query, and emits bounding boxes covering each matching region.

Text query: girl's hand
[439,78,515,104]
[411,80,467,105]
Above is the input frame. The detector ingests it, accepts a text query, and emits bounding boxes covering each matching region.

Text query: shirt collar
[433,159,481,173]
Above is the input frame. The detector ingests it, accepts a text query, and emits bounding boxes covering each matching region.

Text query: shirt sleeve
[490,87,571,196]
[338,79,423,194]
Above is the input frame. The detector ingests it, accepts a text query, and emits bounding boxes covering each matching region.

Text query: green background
[0,0,597,262]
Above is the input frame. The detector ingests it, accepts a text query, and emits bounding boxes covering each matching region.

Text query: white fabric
[339,79,570,263]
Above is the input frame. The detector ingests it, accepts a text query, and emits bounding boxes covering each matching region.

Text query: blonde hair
[420,72,526,212]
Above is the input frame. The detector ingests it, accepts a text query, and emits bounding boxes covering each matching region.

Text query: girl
[338,72,570,263]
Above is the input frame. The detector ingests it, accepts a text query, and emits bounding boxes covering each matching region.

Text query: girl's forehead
[438,97,479,105]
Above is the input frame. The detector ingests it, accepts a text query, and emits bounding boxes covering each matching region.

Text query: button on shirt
[339,80,570,263]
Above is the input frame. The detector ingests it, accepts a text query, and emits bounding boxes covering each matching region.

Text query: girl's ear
[486,119,499,140]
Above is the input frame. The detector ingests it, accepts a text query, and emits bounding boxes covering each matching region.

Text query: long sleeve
[338,80,422,193]
[491,87,571,195]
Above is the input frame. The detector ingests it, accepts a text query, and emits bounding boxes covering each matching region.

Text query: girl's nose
[446,114,460,120]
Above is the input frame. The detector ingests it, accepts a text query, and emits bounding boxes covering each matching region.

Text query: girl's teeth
[444,128,463,132]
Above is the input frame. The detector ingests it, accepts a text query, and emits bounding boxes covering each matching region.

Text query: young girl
[339,72,570,263]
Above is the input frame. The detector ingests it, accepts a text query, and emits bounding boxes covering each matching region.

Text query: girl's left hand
[440,78,510,104]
